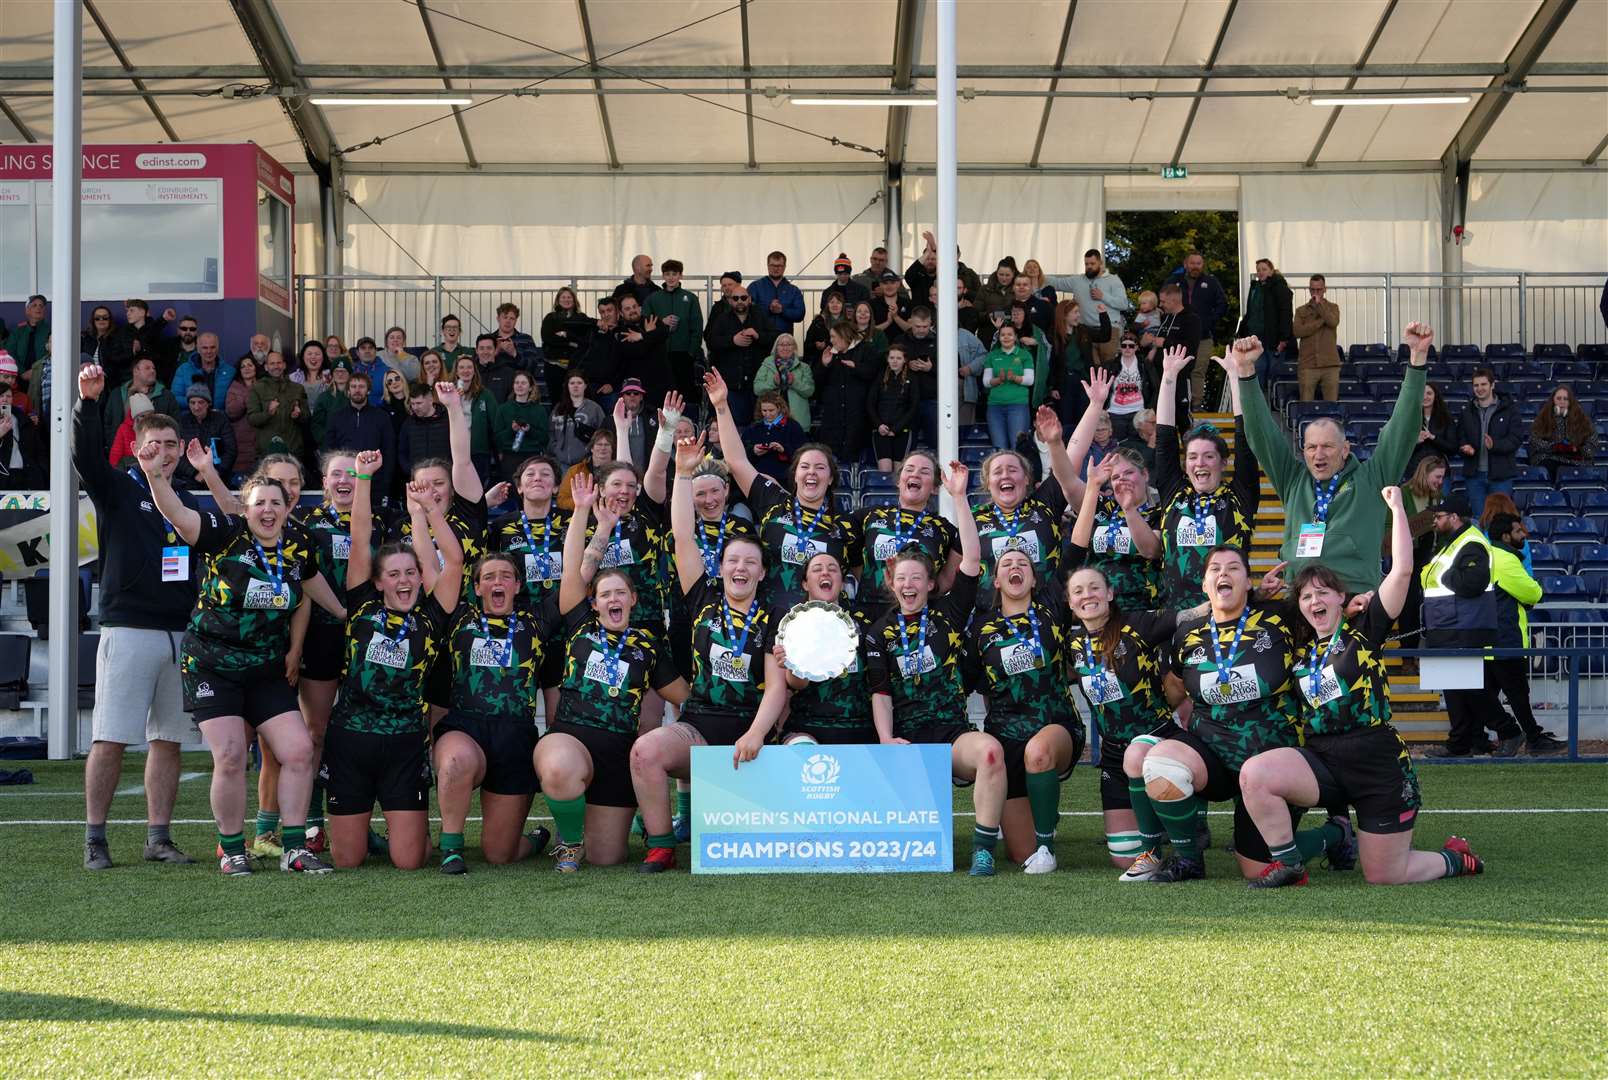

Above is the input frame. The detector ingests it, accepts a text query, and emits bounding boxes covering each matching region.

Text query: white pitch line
[113,771,206,797]
[3,808,1606,827]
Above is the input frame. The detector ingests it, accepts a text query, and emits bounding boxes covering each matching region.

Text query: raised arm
[1377,485,1413,620]
[71,365,118,495]
[1050,367,1113,506]
[612,397,634,468]
[134,440,202,544]
[704,369,758,496]
[1370,323,1433,485]
[1072,458,1115,551]
[347,449,381,590]
[1231,335,1303,496]
[943,462,979,576]
[557,474,598,616]
[670,433,710,595]
[184,438,241,514]
[433,381,483,504]
[1155,344,1193,429]
[643,391,684,505]
[416,479,463,612]
[1115,476,1161,559]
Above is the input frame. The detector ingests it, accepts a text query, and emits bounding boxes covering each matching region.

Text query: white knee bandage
[1142,755,1195,801]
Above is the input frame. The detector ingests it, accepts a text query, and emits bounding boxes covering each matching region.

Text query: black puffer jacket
[867,372,920,433]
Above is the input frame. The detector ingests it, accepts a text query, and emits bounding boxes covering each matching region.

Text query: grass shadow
[0,991,576,1044]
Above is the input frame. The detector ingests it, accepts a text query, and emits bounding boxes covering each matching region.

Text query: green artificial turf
[2,755,1605,1077]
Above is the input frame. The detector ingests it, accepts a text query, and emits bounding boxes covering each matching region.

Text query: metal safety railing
[295,274,855,352]
[1286,272,1607,353]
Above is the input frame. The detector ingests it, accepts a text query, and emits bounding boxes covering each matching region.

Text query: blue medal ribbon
[792,498,823,544]
[722,595,761,660]
[899,607,930,683]
[252,537,285,596]
[520,508,555,579]
[1312,475,1341,525]
[374,608,414,648]
[1082,630,1110,700]
[697,513,729,579]
[1189,493,1214,532]
[1021,605,1043,667]
[596,625,626,691]
[1308,626,1344,699]
[1099,497,1124,554]
[1207,606,1252,686]
[887,509,920,554]
[477,610,518,668]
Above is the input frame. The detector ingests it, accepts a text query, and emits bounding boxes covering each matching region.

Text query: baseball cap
[620,378,646,395]
[879,269,901,283]
[1430,493,1474,518]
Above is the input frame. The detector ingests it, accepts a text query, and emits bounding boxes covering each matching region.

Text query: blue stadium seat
[1522,516,1550,540]
[1575,491,1608,515]
[1518,489,1570,512]
[1578,569,1608,599]
[836,465,854,490]
[1485,343,1525,360]
[962,424,989,444]
[1558,466,1607,490]
[1570,544,1608,568]
[1534,343,1574,361]
[1355,361,1393,383]
[860,469,894,494]
[860,492,899,510]
[1441,344,1482,361]
[832,491,855,514]
[1549,518,1604,545]
[1526,541,1558,563]
[960,446,990,468]
[1395,343,1439,364]
[1348,343,1390,361]
[1577,342,1608,363]
[1540,575,1585,597]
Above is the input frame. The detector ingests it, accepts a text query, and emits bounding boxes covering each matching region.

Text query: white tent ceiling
[0,0,1604,174]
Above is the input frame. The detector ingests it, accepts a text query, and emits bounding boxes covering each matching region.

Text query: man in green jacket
[644,258,704,406]
[247,350,309,458]
[1235,323,1432,594]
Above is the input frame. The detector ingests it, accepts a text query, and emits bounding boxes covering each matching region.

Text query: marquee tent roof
[0,0,1604,175]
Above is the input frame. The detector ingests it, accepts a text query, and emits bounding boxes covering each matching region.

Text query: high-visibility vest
[1421,525,1496,649]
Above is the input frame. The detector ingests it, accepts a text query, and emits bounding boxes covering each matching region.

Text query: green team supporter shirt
[299,503,387,626]
[748,474,860,611]
[333,583,448,735]
[1064,609,1178,743]
[182,513,318,675]
[969,589,1084,745]
[552,602,679,736]
[857,505,957,607]
[445,597,556,722]
[975,477,1067,594]
[863,569,979,740]
[1291,593,1395,737]
[583,501,669,631]
[776,605,876,735]
[491,505,572,606]
[682,575,771,724]
[1170,602,1299,770]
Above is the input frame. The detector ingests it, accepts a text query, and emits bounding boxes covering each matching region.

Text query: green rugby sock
[675,786,692,819]
[1024,769,1060,844]
[972,824,1001,855]
[646,832,676,851]
[1154,795,1204,862]
[1440,849,1471,878]
[545,794,587,845]
[1127,778,1167,849]
[1268,839,1304,869]
[441,832,464,855]
[255,809,279,837]
[218,831,246,858]
[282,825,306,851]
[1195,802,1209,833]
[307,775,326,828]
[1296,821,1344,861]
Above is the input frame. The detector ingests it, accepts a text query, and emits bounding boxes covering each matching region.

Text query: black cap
[1430,493,1474,518]
[721,271,742,284]
[879,269,901,283]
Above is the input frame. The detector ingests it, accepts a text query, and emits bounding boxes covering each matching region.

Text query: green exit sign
[1161,165,1189,179]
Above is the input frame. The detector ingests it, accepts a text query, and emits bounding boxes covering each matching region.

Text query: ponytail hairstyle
[1067,563,1126,665]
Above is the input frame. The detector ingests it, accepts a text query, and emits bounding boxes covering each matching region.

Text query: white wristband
[655,413,681,454]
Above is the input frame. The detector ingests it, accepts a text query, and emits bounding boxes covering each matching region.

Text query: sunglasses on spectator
[179,325,198,333]
[93,315,110,321]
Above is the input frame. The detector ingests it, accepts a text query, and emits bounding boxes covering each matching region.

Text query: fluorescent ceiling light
[309,96,472,106]
[790,97,938,107]
[1309,95,1470,107]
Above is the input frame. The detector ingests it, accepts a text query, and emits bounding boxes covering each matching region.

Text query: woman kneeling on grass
[321,452,463,870]
[1140,545,1355,884]
[136,439,345,876]
[863,465,1007,876]
[628,434,791,874]
[534,474,690,873]
[1236,486,1484,887]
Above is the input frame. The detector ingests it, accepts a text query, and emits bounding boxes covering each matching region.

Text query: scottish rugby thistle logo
[802,753,840,786]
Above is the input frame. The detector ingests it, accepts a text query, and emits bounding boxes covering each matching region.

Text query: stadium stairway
[1198,412,1450,744]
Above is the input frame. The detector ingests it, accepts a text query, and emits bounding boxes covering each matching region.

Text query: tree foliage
[1104,210,1240,338]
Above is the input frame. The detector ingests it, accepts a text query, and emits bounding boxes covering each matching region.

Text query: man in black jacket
[398,382,452,477]
[118,299,178,384]
[895,308,938,449]
[1456,366,1520,518]
[73,363,199,870]
[0,387,45,489]
[703,287,775,426]
[474,332,518,404]
[325,371,397,494]
[821,255,871,312]
[173,385,236,489]
[1237,258,1294,390]
[1144,282,1203,428]
[581,297,625,407]
[613,254,662,308]
[493,303,540,372]
[614,295,670,407]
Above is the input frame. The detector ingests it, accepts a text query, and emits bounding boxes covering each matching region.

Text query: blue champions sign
[690,744,954,874]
